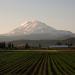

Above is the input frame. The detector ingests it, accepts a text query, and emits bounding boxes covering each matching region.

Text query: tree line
[0,41,74,50]
[0,42,35,50]
[0,42,14,49]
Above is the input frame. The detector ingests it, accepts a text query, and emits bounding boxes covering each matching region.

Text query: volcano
[0,20,74,41]
[8,20,56,35]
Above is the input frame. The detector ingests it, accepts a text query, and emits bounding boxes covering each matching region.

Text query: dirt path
[0,50,75,52]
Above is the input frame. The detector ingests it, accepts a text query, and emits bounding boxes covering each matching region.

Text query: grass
[0,51,75,75]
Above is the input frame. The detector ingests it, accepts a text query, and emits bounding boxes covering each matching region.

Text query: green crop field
[0,51,75,75]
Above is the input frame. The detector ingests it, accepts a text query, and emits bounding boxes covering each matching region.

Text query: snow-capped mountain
[0,20,74,41]
[8,20,56,35]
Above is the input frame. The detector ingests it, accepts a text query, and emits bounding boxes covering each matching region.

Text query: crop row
[0,51,75,75]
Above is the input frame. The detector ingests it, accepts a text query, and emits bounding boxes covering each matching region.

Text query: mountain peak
[0,20,74,41]
[8,20,56,35]
[21,20,45,26]
[6,20,73,40]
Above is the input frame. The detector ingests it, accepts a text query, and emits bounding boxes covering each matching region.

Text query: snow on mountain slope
[8,20,56,35]
[0,20,73,41]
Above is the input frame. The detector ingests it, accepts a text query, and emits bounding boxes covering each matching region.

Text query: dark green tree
[0,42,6,49]
[8,42,14,49]
[56,42,62,45]
[39,44,41,49]
[25,43,30,49]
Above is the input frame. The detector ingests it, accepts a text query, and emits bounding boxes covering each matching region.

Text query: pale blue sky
[0,0,75,34]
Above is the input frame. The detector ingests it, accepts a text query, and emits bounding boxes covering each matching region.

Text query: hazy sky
[0,0,75,34]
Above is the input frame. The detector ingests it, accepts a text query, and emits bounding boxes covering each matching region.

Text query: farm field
[0,51,75,75]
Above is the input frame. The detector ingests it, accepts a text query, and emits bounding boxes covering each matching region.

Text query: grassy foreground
[0,51,75,75]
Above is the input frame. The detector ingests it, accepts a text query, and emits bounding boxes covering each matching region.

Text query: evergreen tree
[25,43,30,49]
[0,42,6,48]
[8,42,14,49]
[39,44,41,49]
[56,42,62,45]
